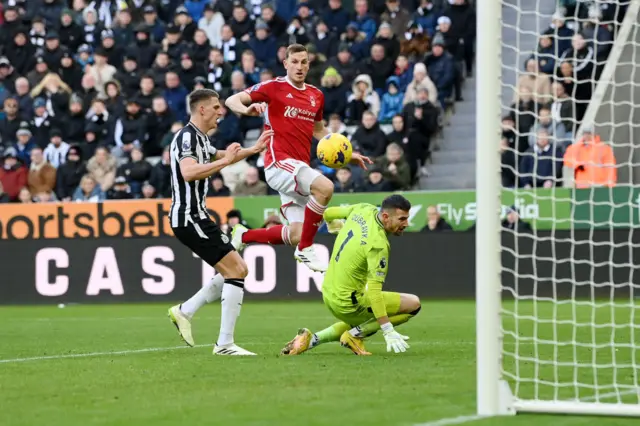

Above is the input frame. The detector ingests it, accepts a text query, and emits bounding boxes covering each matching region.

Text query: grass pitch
[0,301,638,426]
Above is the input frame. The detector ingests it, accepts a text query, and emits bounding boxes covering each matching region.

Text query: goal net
[476,0,640,417]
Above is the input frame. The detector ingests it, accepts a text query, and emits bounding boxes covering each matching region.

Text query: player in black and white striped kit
[167,89,272,356]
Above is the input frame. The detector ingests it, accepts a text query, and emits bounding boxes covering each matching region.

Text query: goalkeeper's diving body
[281,195,421,355]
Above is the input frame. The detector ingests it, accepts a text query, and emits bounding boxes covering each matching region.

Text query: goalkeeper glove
[381,322,410,353]
[327,219,345,235]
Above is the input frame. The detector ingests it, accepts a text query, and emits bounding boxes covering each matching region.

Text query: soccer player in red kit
[225,43,371,272]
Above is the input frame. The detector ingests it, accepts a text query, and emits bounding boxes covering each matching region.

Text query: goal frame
[475,0,640,418]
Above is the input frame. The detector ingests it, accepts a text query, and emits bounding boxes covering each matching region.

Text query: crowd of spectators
[0,0,477,204]
[502,0,627,190]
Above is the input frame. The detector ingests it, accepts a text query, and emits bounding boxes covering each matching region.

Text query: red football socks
[298,196,327,250]
[242,225,291,245]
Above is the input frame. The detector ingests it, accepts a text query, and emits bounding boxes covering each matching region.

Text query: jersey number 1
[335,230,354,262]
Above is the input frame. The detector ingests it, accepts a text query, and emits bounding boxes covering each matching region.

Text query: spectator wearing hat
[142,5,166,43]
[321,67,348,119]
[0,7,23,48]
[226,210,250,236]
[206,48,233,95]
[199,3,225,46]
[43,32,64,69]
[374,22,401,63]
[353,0,377,42]
[113,9,135,47]
[362,166,393,192]
[400,20,430,62]
[341,22,369,60]
[379,76,404,124]
[178,52,201,91]
[564,125,617,189]
[402,85,439,178]
[14,124,36,166]
[59,8,83,52]
[425,33,455,107]
[27,146,56,196]
[65,96,87,144]
[27,55,49,88]
[381,0,411,38]
[58,49,84,92]
[403,62,438,106]
[43,128,70,168]
[346,74,380,124]
[149,147,172,198]
[208,173,231,197]
[86,146,116,192]
[305,44,327,88]
[311,19,338,59]
[117,147,152,197]
[190,29,213,65]
[351,111,388,159]
[163,71,189,122]
[0,147,27,201]
[131,25,160,70]
[261,4,287,39]
[146,96,175,157]
[29,97,58,149]
[40,0,63,27]
[546,12,574,58]
[81,8,104,48]
[334,167,361,193]
[0,98,21,147]
[193,76,208,90]
[248,20,279,69]
[5,29,36,77]
[162,24,188,63]
[174,6,199,42]
[29,17,47,49]
[29,73,73,118]
[357,43,394,95]
[445,0,475,76]
[99,29,124,70]
[88,48,117,97]
[114,54,140,96]
[75,44,95,72]
[413,0,442,37]
[326,43,357,86]
[73,174,106,202]
[139,180,157,199]
[322,0,349,35]
[113,97,147,159]
[55,145,85,201]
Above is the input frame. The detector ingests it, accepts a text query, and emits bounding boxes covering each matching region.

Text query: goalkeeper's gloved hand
[381,322,410,353]
[327,219,345,235]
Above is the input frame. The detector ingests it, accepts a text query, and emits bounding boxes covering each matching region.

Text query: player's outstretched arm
[215,130,273,165]
[179,144,241,182]
[225,92,266,117]
[323,205,355,222]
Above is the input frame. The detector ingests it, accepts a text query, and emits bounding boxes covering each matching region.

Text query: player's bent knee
[216,251,248,279]
[399,293,421,315]
[311,174,334,201]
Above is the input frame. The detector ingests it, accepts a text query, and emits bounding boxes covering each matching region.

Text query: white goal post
[476,0,640,418]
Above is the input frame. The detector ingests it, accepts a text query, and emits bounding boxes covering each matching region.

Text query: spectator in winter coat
[425,34,455,107]
[163,71,189,122]
[113,98,147,159]
[117,147,152,197]
[145,97,175,157]
[29,73,72,119]
[374,142,412,190]
[174,7,199,43]
[27,146,57,195]
[564,126,617,188]
[88,48,117,97]
[238,50,263,87]
[99,30,125,71]
[403,62,438,106]
[321,67,348,119]
[550,82,577,139]
[327,44,358,86]
[229,4,254,43]
[43,129,70,168]
[520,129,563,188]
[502,206,533,233]
[381,0,412,40]
[358,44,395,95]
[353,0,378,42]
[149,148,172,199]
[323,0,350,35]
[0,181,11,203]
[115,55,142,97]
[445,0,476,75]
[501,135,517,188]
[211,104,243,150]
[306,45,327,88]
[104,81,126,118]
[248,21,279,69]
[5,28,36,77]
[346,74,381,123]
[30,97,59,149]
[379,76,405,124]
[402,86,439,178]
[334,167,361,193]
[59,9,83,53]
[72,174,106,202]
[86,146,116,191]
[0,148,27,201]
[142,6,166,43]
[413,0,441,37]
[55,146,86,201]
[312,20,339,59]
[373,23,401,65]
[261,4,288,39]
[528,106,570,149]
[393,55,413,93]
[421,205,453,232]
[233,166,268,196]
[199,4,224,47]
[14,124,37,166]
[531,32,556,75]
[400,21,430,62]
[351,111,389,158]
[341,22,370,61]
[58,50,84,93]
[546,12,574,57]
[362,166,393,192]
[0,97,21,147]
[131,26,159,70]
[210,173,231,197]
[513,58,552,106]
[14,78,34,121]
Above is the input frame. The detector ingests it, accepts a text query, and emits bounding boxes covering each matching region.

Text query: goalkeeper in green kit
[281,195,421,356]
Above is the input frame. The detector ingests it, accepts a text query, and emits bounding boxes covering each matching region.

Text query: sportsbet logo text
[283,106,316,122]
[0,198,233,240]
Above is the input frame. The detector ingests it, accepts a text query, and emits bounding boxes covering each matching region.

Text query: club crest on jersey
[221,234,230,244]
[310,95,316,107]
[251,83,262,92]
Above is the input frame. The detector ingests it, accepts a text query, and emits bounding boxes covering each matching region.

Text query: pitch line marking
[414,414,487,426]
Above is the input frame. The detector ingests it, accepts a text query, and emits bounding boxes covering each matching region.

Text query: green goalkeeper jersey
[322,203,390,318]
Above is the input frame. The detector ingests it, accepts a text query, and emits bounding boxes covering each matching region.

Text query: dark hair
[329,113,341,121]
[285,43,308,59]
[381,194,411,213]
[188,88,219,111]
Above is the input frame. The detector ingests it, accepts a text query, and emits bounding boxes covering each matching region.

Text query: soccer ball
[317,133,352,169]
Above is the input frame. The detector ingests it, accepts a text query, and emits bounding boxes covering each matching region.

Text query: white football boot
[213,343,257,356]
[168,305,194,347]
[294,245,327,273]
[231,224,248,252]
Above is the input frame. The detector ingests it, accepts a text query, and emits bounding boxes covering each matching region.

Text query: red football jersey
[245,77,324,168]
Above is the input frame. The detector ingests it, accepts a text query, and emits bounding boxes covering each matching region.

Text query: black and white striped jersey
[169,122,218,228]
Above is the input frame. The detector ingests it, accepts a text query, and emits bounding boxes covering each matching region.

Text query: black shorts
[172,219,235,267]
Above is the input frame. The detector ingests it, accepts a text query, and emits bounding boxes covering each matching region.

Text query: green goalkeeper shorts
[323,291,402,327]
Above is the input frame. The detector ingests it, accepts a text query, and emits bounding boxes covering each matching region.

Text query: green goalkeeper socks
[352,314,413,337]
[314,322,351,345]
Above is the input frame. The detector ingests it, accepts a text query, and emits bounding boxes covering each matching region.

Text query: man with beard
[131,25,159,70]
[42,32,65,70]
[0,98,21,148]
[115,54,141,96]
[59,8,83,52]
[4,28,35,77]
[145,96,175,157]
[58,50,84,92]
[112,97,147,159]
[55,145,86,201]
